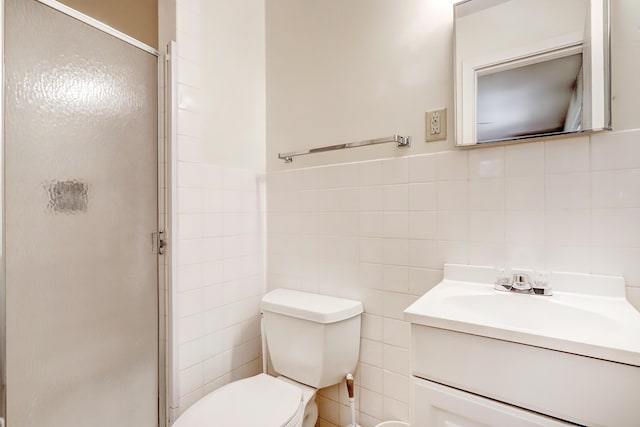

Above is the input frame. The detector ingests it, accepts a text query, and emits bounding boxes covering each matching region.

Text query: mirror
[454,0,611,146]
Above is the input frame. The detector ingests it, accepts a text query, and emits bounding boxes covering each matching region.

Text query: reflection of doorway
[4,0,159,426]
[477,52,583,142]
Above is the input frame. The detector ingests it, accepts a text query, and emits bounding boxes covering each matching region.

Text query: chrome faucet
[494,271,553,296]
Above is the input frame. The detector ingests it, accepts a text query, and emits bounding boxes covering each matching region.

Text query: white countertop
[404,264,640,366]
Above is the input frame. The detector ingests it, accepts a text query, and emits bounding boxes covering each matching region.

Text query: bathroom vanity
[404,264,640,426]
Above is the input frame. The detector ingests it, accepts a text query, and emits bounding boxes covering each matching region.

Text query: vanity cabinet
[409,325,640,426]
[404,265,640,427]
[409,325,640,427]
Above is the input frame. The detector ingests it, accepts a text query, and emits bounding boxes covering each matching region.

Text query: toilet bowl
[172,374,306,427]
[173,289,363,427]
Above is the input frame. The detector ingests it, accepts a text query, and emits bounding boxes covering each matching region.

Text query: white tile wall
[174,162,263,416]
[266,129,640,427]
[172,0,264,420]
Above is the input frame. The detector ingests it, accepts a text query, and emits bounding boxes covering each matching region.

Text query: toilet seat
[173,374,304,427]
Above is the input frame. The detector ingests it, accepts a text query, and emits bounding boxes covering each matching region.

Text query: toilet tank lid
[261,288,363,324]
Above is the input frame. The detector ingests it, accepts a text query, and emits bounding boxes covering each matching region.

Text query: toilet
[173,288,363,427]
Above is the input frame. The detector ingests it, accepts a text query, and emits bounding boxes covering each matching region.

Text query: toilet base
[302,395,318,427]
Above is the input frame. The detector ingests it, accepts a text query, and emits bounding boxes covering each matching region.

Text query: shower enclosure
[1,0,161,425]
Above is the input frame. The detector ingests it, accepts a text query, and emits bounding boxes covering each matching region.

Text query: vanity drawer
[411,377,572,427]
[411,325,640,427]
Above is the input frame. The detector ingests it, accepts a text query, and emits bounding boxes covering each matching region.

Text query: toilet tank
[261,289,363,389]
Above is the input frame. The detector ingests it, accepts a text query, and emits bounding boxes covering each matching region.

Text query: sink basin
[443,292,619,334]
[404,264,640,366]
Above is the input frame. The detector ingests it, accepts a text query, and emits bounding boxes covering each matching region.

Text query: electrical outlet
[431,111,441,135]
[426,108,447,142]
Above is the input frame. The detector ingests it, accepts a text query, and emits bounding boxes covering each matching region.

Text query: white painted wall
[201,0,266,171]
[266,0,456,170]
[611,0,640,130]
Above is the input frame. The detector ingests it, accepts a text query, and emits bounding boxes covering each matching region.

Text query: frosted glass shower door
[4,0,159,426]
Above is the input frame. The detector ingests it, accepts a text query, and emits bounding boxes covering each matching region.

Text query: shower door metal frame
[0,1,4,424]
[0,0,168,425]
[35,0,159,55]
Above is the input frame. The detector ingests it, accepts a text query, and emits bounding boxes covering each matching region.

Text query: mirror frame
[453,0,612,147]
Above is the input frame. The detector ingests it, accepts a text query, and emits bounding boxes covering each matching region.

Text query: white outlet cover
[426,108,447,142]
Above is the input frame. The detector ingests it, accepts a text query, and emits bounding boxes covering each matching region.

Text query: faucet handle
[534,271,549,287]
[494,268,513,291]
[532,271,553,296]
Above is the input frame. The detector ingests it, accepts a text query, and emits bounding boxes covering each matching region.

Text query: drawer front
[412,377,573,427]
[412,325,640,426]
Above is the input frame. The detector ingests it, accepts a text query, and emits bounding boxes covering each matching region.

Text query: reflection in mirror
[477,53,583,142]
[454,0,611,146]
